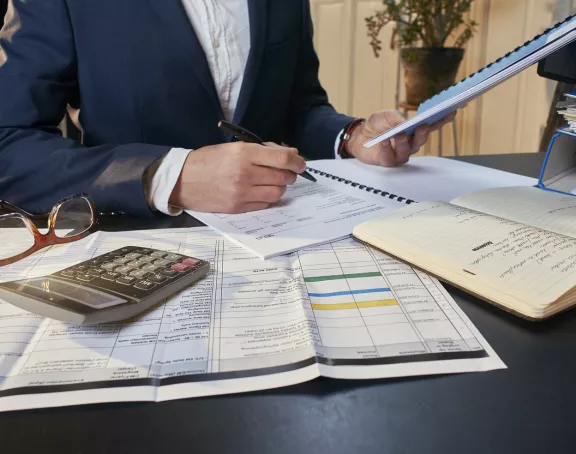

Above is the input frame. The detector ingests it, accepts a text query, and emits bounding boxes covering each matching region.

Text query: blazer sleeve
[0,0,170,217]
[283,0,356,161]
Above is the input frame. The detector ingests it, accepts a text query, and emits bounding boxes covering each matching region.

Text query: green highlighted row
[304,272,382,282]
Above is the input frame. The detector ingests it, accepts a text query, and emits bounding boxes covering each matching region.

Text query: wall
[310,0,569,156]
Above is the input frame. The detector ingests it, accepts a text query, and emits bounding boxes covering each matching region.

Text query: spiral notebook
[307,157,536,207]
[364,14,576,148]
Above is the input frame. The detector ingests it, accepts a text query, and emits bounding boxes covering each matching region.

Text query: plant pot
[400,47,465,106]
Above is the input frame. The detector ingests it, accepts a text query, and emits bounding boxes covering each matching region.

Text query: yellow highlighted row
[311,299,398,310]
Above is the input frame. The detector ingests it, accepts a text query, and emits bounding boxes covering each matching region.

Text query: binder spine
[307,168,415,205]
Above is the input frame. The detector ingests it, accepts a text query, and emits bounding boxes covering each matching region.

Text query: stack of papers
[0,228,505,412]
[556,92,576,133]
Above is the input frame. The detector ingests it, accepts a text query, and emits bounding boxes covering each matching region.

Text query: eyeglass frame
[0,193,99,266]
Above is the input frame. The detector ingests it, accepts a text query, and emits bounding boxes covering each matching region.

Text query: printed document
[187,179,394,259]
[0,228,505,412]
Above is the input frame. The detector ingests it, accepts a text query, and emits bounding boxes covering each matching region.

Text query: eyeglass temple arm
[0,201,49,219]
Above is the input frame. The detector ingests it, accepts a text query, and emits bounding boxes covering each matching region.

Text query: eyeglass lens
[54,197,94,238]
[0,217,35,260]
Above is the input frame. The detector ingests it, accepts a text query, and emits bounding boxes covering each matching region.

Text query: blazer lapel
[146,0,223,119]
[232,0,268,125]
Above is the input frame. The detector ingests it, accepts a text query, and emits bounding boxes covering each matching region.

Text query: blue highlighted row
[308,288,391,298]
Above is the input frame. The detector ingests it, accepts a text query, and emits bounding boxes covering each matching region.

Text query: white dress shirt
[146,0,342,216]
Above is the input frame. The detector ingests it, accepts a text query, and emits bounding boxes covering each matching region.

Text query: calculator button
[142,264,161,272]
[76,274,94,282]
[114,257,131,264]
[151,251,167,258]
[105,250,124,257]
[134,280,156,291]
[137,256,156,263]
[101,263,120,271]
[149,273,168,284]
[125,253,142,260]
[88,268,105,277]
[74,264,89,271]
[119,247,135,254]
[161,268,178,277]
[126,260,145,268]
[60,270,77,278]
[182,258,201,267]
[102,272,121,281]
[136,248,154,254]
[166,254,183,261]
[115,266,134,274]
[171,263,191,272]
[87,258,106,266]
[153,259,172,267]
[117,276,138,285]
[129,270,150,279]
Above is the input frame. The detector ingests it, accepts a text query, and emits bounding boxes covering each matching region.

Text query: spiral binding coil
[307,167,415,205]
[421,13,576,108]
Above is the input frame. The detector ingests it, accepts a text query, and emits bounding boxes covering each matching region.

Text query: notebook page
[308,157,536,203]
[354,201,576,309]
[451,186,576,239]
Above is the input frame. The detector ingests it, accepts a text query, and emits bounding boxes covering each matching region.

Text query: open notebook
[353,186,576,321]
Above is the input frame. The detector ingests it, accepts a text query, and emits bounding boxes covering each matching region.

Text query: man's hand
[345,110,456,167]
[169,142,306,213]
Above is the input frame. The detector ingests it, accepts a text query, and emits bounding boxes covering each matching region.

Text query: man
[0,0,451,218]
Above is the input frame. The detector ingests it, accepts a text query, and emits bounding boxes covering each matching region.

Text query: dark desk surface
[3,153,575,454]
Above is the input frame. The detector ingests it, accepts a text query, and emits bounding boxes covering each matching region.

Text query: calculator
[0,247,210,325]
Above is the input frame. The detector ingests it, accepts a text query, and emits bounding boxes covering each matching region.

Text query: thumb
[363,110,405,136]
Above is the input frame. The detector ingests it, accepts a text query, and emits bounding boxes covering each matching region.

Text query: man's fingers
[393,134,412,163]
[247,185,287,203]
[249,146,306,174]
[412,126,430,151]
[356,139,397,167]
[250,166,297,186]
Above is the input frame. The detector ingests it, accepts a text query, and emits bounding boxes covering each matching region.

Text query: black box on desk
[539,128,576,196]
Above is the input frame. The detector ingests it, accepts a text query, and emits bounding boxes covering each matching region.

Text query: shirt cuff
[145,147,192,216]
[334,128,344,159]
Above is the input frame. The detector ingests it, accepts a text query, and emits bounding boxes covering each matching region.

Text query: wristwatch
[337,118,365,159]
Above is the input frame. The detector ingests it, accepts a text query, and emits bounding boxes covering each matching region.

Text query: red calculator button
[182,258,201,266]
[171,263,191,272]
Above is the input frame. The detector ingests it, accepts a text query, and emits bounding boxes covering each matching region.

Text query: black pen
[218,120,317,183]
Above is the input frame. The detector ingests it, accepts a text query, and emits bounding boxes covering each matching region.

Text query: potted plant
[366,0,478,106]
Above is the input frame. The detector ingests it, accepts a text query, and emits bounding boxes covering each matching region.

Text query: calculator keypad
[56,246,207,298]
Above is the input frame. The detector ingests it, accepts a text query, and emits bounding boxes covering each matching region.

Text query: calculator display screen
[5,277,126,309]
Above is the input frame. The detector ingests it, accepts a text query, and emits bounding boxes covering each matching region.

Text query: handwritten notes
[451,186,576,238]
[354,201,576,306]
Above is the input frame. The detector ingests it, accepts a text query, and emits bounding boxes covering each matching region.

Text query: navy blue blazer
[0,0,354,217]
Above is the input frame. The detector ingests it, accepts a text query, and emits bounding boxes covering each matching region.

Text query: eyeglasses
[0,194,99,266]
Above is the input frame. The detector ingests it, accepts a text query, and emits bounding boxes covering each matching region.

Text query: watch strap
[337,118,365,158]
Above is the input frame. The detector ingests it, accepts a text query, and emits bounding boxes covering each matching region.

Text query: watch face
[1,277,127,311]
